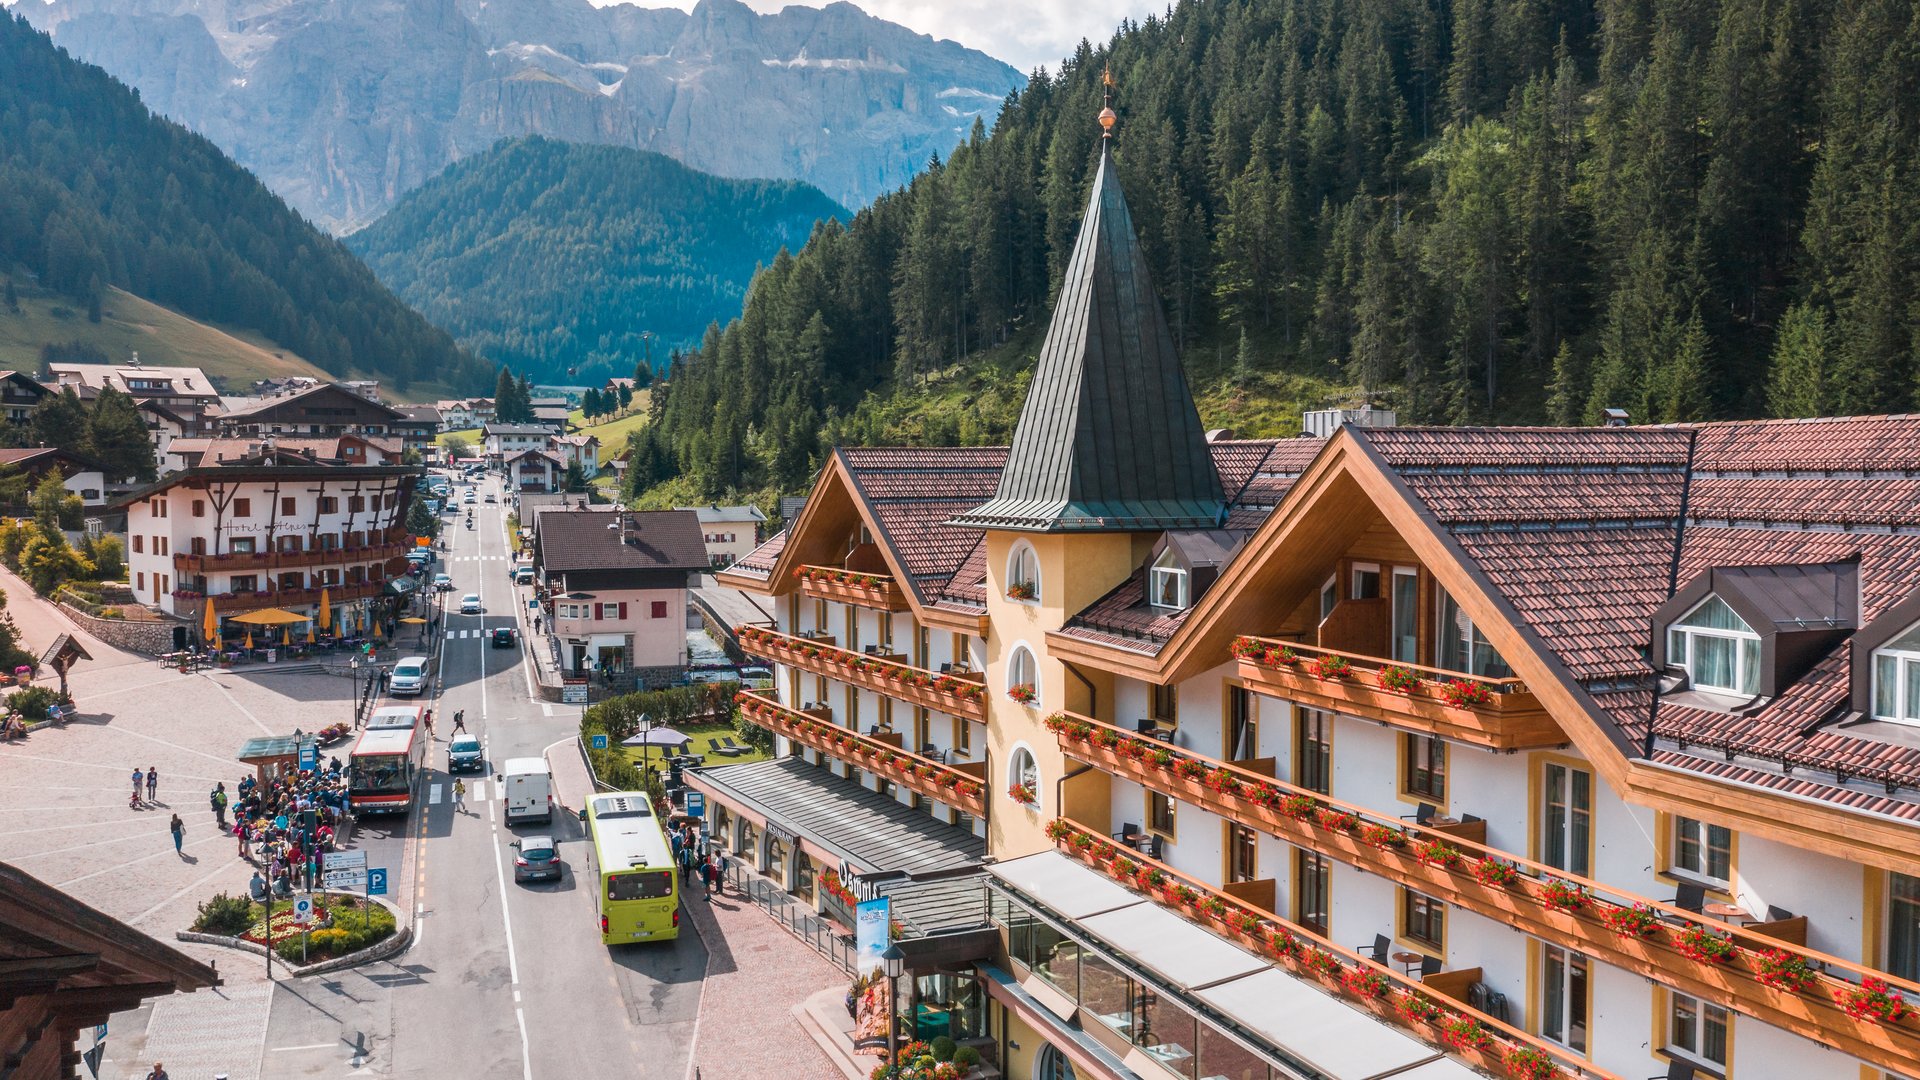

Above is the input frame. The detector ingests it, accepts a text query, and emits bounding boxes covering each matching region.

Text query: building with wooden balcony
[705,108,1920,1080]
[114,458,421,640]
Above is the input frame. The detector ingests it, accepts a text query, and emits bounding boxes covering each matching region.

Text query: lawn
[622,720,769,777]
[569,394,651,450]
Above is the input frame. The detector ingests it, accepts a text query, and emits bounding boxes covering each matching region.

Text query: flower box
[1008,781,1037,805]
[1006,683,1037,704]
[1471,857,1521,888]
[1307,655,1353,680]
[1753,948,1819,993]
[1377,664,1422,694]
[1343,967,1389,999]
[1005,581,1036,601]
[1599,902,1660,939]
[1438,678,1495,709]
[1673,924,1736,964]
[1539,878,1589,913]
[1837,977,1912,1024]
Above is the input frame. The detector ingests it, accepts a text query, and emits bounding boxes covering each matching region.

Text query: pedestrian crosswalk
[446,628,509,639]
[470,780,490,803]
[449,555,509,562]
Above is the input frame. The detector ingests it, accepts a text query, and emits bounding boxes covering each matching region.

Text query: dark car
[491,627,517,648]
[447,735,484,773]
[512,836,561,883]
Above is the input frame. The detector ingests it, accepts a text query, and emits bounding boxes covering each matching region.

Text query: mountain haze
[0,13,490,395]
[347,136,846,383]
[21,0,1024,232]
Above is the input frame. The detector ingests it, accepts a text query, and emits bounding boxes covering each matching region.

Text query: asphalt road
[258,473,708,1079]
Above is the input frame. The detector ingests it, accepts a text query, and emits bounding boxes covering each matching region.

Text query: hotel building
[695,130,1920,1080]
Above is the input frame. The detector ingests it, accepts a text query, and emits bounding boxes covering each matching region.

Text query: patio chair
[1140,835,1164,860]
[1113,822,1142,845]
[1667,881,1707,914]
[1647,1061,1696,1080]
[1418,955,1442,978]
[1460,813,1483,825]
[707,738,724,753]
[1401,803,1437,825]
[1766,905,1794,922]
[1355,933,1390,965]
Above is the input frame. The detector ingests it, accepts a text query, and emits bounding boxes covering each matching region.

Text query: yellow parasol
[245,630,254,650]
[318,587,331,634]
[201,593,218,644]
[306,622,317,643]
[230,608,306,626]
[399,617,428,625]
[373,620,385,641]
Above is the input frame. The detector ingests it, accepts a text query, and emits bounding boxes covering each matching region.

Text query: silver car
[460,593,482,614]
[512,836,561,883]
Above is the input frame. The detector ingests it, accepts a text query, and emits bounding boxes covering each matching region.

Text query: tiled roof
[841,447,1007,610]
[1354,418,1920,808]
[534,510,707,573]
[731,529,787,577]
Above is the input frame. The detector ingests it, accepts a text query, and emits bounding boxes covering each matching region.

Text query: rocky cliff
[23,0,1022,232]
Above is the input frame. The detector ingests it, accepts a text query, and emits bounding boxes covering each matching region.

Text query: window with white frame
[1438,588,1513,679]
[1670,816,1732,886]
[1008,746,1039,807]
[1665,990,1729,1069]
[1873,622,1920,724]
[1149,549,1189,609]
[1539,944,1589,1051]
[1667,595,1760,696]
[1007,645,1038,704]
[1007,541,1039,601]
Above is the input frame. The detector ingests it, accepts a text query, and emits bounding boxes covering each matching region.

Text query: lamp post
[349,656,361,727]
[882,943,906,1067]
[638,711,653,789]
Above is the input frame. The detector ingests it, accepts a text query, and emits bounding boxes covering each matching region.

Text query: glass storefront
[911,972,987,1042]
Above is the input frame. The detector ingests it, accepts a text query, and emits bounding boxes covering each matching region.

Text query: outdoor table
[1391,950,1426,975]
[1704,901,1753,923]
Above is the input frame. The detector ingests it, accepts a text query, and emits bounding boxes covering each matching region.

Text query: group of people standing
[671,821,728,900]
[228,765,350,898]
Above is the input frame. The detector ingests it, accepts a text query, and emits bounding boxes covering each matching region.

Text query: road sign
[685,791,705,818]
[322,869,367,890]
[299,742,319,771]
[93,1024,106,1044]
[589,733,608,750]
[325,849,368,870]
[292,896,314,924]
[368,867,389,896]
[563,684,589,704]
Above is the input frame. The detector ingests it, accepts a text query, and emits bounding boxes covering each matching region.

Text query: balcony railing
[173,542,412,575]
[1050,710,1920,1070]
[1046,818,1612,1080]
[737,625,986,722]
[736,691,987,817]
[794,565,911,612]
[1231,636,1566,750]
[184,580,384,615]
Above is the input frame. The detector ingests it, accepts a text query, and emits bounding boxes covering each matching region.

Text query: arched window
[1874,621,1920,724]
[1008,745,1040,807]
[1667,595,1760,696]
[1149,548,1189,609]
[1007,644,1038,705]
[1007,541,1040,602]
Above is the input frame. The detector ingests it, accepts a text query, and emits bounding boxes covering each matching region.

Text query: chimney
[1602,408,1630,428]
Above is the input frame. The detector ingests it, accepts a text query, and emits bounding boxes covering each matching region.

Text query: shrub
[928,1036,957,1062]
[9,685,69,721]
[191,892,257,936]
[951,1046,980,1070]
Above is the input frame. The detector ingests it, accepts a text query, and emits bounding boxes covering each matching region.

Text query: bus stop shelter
[236,734,319,784]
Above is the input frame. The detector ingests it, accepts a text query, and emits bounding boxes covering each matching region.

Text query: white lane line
[429,783,444,805]
[0,754,224,782]
[200,671,280,736]
[55,833,227,888]
[472,780,489,803]
[127,852,244,927]
[540,703,552,717]
[271,1044,336,1053]
[514,1007,533,1080]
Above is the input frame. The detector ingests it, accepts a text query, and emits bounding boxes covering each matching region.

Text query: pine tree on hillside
[86,386,156,483]
[32,388,88,451]
[1765,301,1834,418]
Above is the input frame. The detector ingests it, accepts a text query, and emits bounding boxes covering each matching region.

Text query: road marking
[200,671,282,736]
[429,784,444,805]
[472,780,489,803]
[55,834,227,888]
[514,1007,533,1080]
[127,852,244,927]
[270,1044,336,1053]
[540,703,552,717]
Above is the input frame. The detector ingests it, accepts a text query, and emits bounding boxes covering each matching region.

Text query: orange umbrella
[200,593,219,643]
[317,587,331,633]
[245,630,254,650]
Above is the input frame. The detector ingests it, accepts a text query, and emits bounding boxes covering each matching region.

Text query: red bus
[348,704,428,814]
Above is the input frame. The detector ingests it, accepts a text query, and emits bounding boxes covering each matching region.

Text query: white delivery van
[499,757,553,825]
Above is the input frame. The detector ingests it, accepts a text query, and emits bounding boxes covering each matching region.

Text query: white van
[388,655,431,696]
[499,757,553,825]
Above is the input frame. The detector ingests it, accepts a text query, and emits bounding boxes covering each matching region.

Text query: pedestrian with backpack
[210,783,228,828]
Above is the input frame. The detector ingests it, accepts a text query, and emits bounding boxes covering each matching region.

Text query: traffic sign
[292,897,314,924]
[299,742,319,771]
[322,869,366,890]
[368,867,389,896]
[325,849,368,870]
[685,791,705,818]
[589,733,608,750]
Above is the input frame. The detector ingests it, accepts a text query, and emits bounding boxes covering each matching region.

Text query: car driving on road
[447,735,484,773]
[491,627,517,648]
[512,836,561,883]
[432,573,453,592]
[389,656,431,696]
[460,593,482,614]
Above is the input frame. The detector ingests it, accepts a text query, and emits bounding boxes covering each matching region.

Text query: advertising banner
[851,895,892,1056]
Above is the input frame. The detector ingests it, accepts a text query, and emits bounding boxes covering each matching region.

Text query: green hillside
[0,14,492,395]
[347,137,846,386]
[642,0,1920,502]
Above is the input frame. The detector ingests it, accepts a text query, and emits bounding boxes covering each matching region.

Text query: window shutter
[619,602,628,620]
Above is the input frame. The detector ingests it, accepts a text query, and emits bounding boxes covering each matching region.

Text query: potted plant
[1837,977,1911,1023]
[1438,678,1495,709]
[1673,924,1737,964]
[1436,1015,1494,1051]
[1472,857,1521,888]
[1540,878,1590,913]
[1343,967,1389,999]
[1414,840,1466,869]
[1313,808,1359,834]
[1203,766,1242,796]
[1502,1045,1560,1080]
[1008,781,1037,805]
[1230,636,1264,660]
[1304,948,1343,978]
[1397,993,1444,1025]
[1278,794,1318,820]
[1263,645,1298,666]
[1599,902,1660,938]
[1377,664,1422,694]
[1006,581,1036,601]
[1358,823,1407,849]
[1006,683,1037,704]
[1307,655,1353,681]
[1753,948,1818,993]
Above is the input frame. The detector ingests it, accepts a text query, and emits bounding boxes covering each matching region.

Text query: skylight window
[1667,595,1760,697]
[1149,549,1189,610]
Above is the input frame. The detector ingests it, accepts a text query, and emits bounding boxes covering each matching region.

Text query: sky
[626,0,1159,74]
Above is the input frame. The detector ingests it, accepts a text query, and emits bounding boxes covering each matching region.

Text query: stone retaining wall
[57,602,180,655]
[176,891,411,977]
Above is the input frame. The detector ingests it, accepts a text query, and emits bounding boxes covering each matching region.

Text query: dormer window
[1149,549,1189,609]
[1667,596,1760,697]
[1872,623,1920,724]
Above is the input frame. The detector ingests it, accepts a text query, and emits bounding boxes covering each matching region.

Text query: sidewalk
[683,871,844,1080]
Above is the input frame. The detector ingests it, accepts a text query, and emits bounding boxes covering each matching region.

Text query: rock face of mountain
[23,0,1022,232]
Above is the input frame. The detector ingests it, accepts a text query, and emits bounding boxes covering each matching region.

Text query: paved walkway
[683,874,843,1080]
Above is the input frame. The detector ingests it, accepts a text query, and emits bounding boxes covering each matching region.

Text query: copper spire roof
[953,142,1224,532]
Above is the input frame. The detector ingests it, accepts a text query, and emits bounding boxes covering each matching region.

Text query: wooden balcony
[1046,818,1613,1080]
[795,565,911,612]
[737,625,986,722]
[1051,711,1920,1071]
[1231,636,1566,750]
[736,691,987,817]
[188,580,385,615]
[174,542,412,575]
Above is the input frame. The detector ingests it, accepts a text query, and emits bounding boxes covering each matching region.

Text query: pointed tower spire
[954,90,1224,533]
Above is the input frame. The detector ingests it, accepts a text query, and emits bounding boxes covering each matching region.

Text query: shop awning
[988,852,1468,1080]
[384,576,418,597]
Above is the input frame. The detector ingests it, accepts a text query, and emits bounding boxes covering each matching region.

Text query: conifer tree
[1765,302,1834,418]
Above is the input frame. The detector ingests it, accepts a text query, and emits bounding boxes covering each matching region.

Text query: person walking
[678,834,697,885]
[452,778,466,813]
[169,814,185,857]
[423,711,435,741]
[210,783,228,829]
[144,1062,169,1080]
[145,766,158,802]
[451,709,467,734]
[236,821,251,861]
[130,767,145,806]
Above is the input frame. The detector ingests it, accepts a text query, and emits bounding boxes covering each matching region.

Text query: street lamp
[882,943,906,1066]
[349,656,361,726]
[638,711,653,785]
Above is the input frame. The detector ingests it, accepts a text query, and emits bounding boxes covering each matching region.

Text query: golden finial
[1098,66,1116,137]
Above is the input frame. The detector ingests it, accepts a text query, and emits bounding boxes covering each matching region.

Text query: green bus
[586,792,680,944]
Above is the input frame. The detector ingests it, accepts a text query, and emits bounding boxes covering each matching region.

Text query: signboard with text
[851,896,891,1056]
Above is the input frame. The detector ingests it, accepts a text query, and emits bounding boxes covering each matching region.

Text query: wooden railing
[737,625,986,722]
[794,565,911,611]
[1045,819,1614,1080]
[174,542,412,574]
[736,691,987,817]
[187,580,384,615]
[1049,710,1920,1070]
[1231,636,1566,750]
